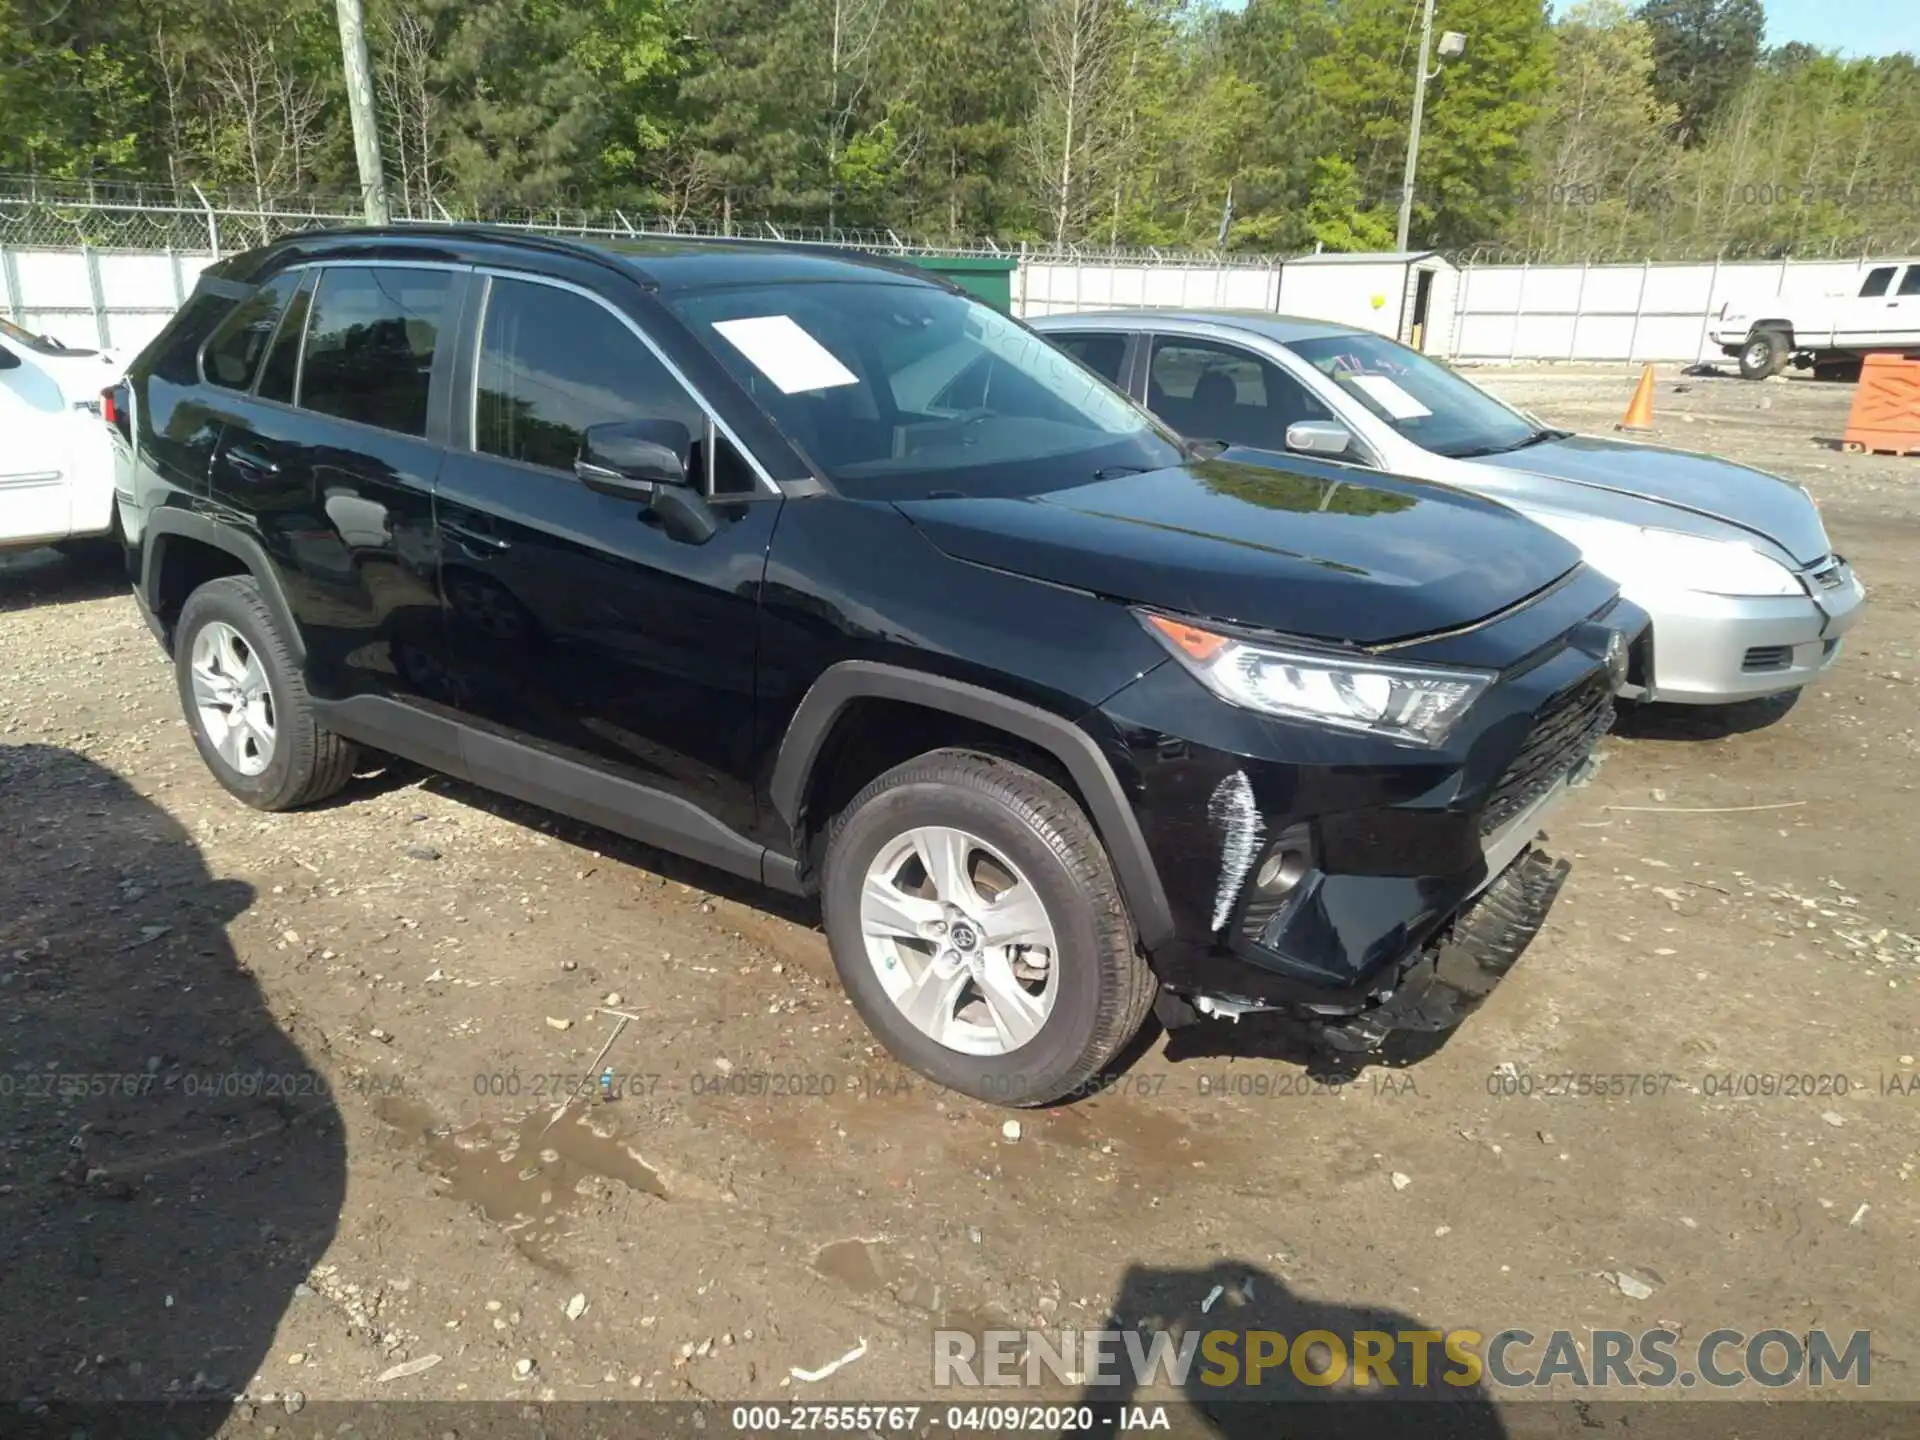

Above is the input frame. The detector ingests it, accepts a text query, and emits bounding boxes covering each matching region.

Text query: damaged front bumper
[1184,759,1588,1045]
[1091,585,1638,1047]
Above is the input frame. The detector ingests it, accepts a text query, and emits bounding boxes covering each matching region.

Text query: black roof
[225,224,948,295]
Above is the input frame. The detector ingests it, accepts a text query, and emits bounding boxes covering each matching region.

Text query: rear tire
[175,576,358,812]
[821,749,1152,1106]
[1738,330,1789,380]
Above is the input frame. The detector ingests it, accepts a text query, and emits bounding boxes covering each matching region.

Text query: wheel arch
[141,510,304,665]
[1746,319,1795,343]
[770,661,1174,950]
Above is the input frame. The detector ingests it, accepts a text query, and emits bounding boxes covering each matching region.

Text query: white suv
[0,317,123,552]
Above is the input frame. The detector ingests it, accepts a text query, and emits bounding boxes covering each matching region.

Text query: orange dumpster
[1842,353,1920,457]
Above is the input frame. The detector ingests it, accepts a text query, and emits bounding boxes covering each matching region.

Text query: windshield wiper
[1454,427,1569,459]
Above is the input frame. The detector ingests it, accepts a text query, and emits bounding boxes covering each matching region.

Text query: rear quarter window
[142,292,236,388]
[201,273,300,391]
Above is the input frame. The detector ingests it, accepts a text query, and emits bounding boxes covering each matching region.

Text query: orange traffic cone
[1617,365,1656,431]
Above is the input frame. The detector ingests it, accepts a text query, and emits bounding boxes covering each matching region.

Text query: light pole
[335,0,391,225]
[1395,0,1466,252]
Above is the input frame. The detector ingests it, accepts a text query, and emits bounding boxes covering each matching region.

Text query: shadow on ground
[1063,1259,1507,1438]
[1613,689,1800,741]
[0,744,345,1426]
[0,544,130,614]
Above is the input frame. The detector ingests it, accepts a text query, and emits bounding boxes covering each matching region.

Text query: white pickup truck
[0,317,124,553]
[1712,259,1920,379]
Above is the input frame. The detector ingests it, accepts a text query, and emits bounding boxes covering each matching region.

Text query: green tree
[0,0,149,178]
[1514,0,1676,259]
[432,0,610,206]
[1311,0,1550,250]
[888,0,1030,236]
[1305,154,1396,250]
[1208,0,1338,250]
[1634,0,1764,145]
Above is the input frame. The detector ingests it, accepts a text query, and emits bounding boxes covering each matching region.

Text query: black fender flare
[140,509,306,665]
[769,661,1174,950]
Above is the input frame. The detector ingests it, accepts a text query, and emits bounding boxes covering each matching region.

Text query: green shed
[905,255,1019,312]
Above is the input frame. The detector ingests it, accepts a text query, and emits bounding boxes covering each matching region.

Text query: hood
[893,454,1582,647]
[1474,434,1830,564]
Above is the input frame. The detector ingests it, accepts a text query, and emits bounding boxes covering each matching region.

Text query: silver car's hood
[1474,434,1830,565]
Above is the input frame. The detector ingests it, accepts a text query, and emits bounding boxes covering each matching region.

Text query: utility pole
[1396,0,1467,253]
[1395,0,1437,253]
[335,0,391,225]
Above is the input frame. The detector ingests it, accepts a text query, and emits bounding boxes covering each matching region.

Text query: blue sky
[1545,0,1919,57]
[1755,0,1919,57]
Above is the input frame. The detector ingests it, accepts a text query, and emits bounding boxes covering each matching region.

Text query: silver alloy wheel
[189,620,277,777]
[859,825,1059,1056]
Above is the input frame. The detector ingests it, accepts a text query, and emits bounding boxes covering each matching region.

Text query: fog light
[1255,849,1308,895]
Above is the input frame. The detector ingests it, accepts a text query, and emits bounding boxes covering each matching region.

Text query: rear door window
[1860,266,1897,298]
[299,266,456,437]
[1050,332,1130,387]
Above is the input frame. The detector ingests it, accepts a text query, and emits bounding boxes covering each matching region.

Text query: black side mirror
[575,419,693,499]
[575,418,717,545]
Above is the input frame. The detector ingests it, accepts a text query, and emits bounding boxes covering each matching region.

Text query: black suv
[116,228,1644,1105]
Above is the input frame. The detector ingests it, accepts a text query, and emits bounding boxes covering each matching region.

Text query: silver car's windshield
[1288,333,1556,460]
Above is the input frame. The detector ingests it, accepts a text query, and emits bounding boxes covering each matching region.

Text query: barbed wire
[1448,234,1920,266]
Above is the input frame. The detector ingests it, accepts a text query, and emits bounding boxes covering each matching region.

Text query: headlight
[1528,514,1803,598]
[1139,612,1492,746]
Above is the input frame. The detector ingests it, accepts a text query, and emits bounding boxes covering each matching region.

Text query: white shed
[1272,251,1460,353]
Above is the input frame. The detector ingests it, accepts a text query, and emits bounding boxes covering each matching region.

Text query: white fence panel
[1,244,214,355]
[1017,261,1276,317]
[5,237,1910,368]
[1450,256,1908,363]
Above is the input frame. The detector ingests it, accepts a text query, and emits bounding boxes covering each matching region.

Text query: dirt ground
[2,363,1915,1435]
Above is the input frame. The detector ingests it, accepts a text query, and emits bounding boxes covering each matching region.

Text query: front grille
[1479,672,1614,837]
[1743,644,1794,672]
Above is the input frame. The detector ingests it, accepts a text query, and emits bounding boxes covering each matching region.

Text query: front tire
[1739,330,1789,380]
[174,576,358,811]
[821,749,1153,1106]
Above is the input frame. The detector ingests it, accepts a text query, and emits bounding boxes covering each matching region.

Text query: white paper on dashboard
[711,315,858,394]
[1349,374,1432,419]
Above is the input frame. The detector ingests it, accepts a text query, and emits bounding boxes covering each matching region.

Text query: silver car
[1031,310,1865,707]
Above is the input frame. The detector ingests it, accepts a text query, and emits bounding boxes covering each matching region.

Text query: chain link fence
[0,176,1282,267]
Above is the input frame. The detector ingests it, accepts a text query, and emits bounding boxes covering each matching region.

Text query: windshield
[1288,332,1549,459]
[667,280,1183,498]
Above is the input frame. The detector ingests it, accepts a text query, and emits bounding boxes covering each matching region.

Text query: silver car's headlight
[1529,514,1803,598]
[1139,612,1493,746]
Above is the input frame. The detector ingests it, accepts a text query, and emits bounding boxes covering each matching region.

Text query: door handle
[226,446,280,476]
[443,520,511,552]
